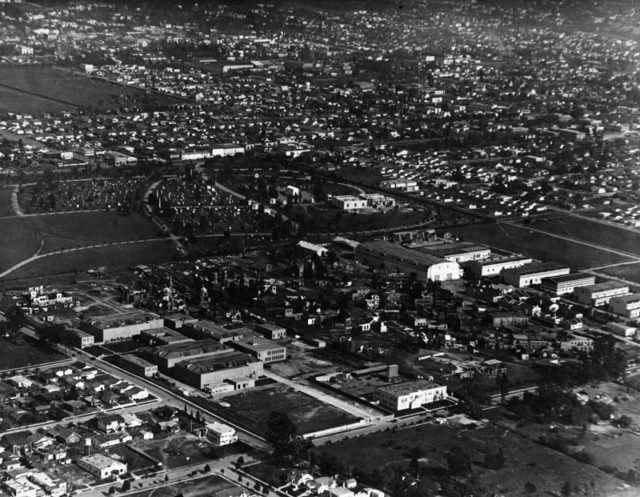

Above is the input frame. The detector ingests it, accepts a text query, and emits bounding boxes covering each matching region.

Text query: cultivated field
[0,336,67,371]
[448,221,633,270]
[196,383,358,437]
[0,66,182,113]
[315,422,636,497]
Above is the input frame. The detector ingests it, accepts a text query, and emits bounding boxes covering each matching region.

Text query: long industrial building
[574,281,630,307]
[502,262,570,288]
[142,339,228,371]
[80,311,163,343]
[173,350,263,389]
[540,273,596,295]
[355,240,461,282]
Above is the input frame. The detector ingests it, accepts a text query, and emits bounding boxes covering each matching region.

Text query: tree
[561,480,573,497]
[122,480,131,492]
[447,446,472,477]
[524,481,537,494]
[408,446,425,476]
[265,411,297,462]
[203,464,211,473]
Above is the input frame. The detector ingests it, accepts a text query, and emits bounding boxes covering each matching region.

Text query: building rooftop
[177,351,257,374]
[502,262,568,277]
[358,240,447,266]
[377,379,444,396]
[120,354,156,368]
[581,281,630,293]
[473,255,532,267]
[541,272,595,284]
[149,339,227,360]
[87,311,160,330]
[80,453,124,469]
[611,293,640,304]
[234,338,284,353]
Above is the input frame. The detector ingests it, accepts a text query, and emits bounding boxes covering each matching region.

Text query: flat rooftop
[358,240,446,266]
[176,351,258,374]
[378,379,444,396]
[474,255,532,266]
[542,272,595,284]
[149,339,227,360]
[583,281,630,292]
[235,338,285,353]
[87,311,160,329]
[120,354,156,368]
[502,262,568,277]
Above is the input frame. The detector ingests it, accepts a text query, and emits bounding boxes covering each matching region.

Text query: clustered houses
[0,403,235,495]
[0,362,150,433]
[287,470,385,497]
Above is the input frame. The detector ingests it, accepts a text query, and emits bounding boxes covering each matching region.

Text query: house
[1,431,32,455]
[95,414,125,433]
[52,429,81,445]
[78,454,127,479]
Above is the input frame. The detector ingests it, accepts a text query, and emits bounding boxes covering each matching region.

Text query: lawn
[0,66,182,112]
[0,336,67,371]
[122,474,237,497]
[315,422,635,497]
[194,384,358,437]
[134,435,217,469]
[448,221,632,270]
[0,217,41,272]
[7,239,178,279]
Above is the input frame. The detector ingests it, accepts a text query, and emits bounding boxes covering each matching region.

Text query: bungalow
[52,429,80,445]
[1,431,32,455]
[95,414,125,434]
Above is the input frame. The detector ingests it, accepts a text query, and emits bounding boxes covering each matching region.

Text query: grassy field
[0,217,41,272]
[0,66,181,113]
[26,212,160,254]
[315,422,635,497]
[124,474,238,497]
[0,188,15,216]
[195,384,358,437]
[0,336,67,371]
[599,263,640,284]
[517,213,640,257]
[448,221,632,270]
[0,85,73,114]
[134,435,214,469]
[7,239,178,279]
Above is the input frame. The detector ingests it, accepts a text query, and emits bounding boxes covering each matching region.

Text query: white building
[502,263,570,288]
[2,479,37,497]
[610,293,640,319]
[78,454,128,479]
[28,473,67,497]
[469,256,533,277]
[376,380,447,411]
[606,322,637,338]
[574,282,631,307]
[331,195,368,210]
[206,422,238,446]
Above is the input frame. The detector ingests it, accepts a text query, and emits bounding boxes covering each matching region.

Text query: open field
[0,66,182,113]
[448,221,633,270]
[194,383,358,436]
[7,239,178,279]
[0,217,41,272]
[315,421,635,497]
[0,336,67,371]
[124,474,238,497]
[27,212,160,253]
[516,213,640,257]
[599,263,640,284]
[0,85,73,114]
[134,435,214,470]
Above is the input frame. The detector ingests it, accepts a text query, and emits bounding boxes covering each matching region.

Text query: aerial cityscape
[0,0,639,496]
